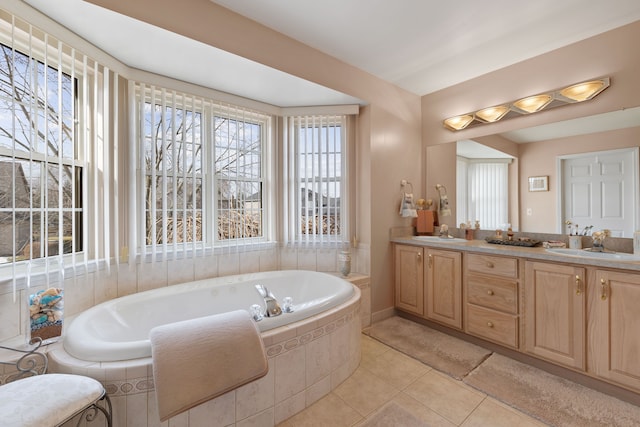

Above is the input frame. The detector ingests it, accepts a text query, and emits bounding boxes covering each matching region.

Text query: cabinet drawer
[467,275,518,314]
[467,253,518,278]
[466,304,518,348]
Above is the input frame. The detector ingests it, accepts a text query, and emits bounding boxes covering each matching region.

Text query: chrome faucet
[591,229,610,252]
[254,284,282,317]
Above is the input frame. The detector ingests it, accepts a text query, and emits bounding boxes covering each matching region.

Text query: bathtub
[64,270,355,362]
[51,269,363,426]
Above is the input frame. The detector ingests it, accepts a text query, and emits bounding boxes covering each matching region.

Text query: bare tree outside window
[0,43,80,263]
[143,102,203,245]
[142,100,265,247]
[214,115,263,241]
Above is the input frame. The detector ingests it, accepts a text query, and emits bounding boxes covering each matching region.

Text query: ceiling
[20,0,640,138]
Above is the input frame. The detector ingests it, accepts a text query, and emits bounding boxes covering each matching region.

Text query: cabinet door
[524,261,586,369]
[426,248,462,329]
[590,270,640,391]
[394,245,424,316]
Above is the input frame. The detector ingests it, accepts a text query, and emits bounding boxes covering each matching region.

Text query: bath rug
[367,316,491,380]
[463,353,640,427]
[150,310,268,421]
[359,401,429,427]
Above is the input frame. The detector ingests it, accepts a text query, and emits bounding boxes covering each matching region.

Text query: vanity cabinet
[524,261,586,370]
[425,248,462,329]
[589,269,640,392]
[394,244,424,316]
[464,253,520,349]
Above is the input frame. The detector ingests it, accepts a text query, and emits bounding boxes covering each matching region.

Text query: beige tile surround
[47,282,363,427]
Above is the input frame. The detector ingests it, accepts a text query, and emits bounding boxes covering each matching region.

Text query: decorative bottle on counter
[338,250,351,277]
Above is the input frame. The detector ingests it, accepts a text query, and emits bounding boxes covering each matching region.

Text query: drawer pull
[575,275,582,295]
[600,278,608,301]
[486,261,494,268]
[487,290,494,296]
[487,321,494,328]
[417,252,422,263]
[428,254,432,268]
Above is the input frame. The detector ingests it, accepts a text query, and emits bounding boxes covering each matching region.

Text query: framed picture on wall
[528,175,549,192]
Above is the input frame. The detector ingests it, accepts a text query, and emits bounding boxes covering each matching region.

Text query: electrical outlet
[526,208,532,216]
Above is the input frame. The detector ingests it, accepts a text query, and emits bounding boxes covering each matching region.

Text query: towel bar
[0,338,113,427]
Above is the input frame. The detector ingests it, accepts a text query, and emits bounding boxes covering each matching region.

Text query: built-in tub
[64,270,354,362]
[49,270,363,426]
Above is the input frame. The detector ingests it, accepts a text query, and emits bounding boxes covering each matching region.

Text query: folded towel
[150,310,268,421]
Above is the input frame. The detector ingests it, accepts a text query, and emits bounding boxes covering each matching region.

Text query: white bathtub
[64,270,355,362]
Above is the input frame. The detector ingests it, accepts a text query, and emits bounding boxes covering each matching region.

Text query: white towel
[150,310,268,421]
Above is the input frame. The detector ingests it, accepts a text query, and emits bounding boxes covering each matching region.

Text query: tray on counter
[485,237,541,247]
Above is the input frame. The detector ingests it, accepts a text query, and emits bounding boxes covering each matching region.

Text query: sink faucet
[254,284,282,317]
[591,229,610,252]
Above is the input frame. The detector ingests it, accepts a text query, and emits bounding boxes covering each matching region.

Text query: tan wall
[421,20,640,146]
[519,126,640,232]
[88,0,423,314]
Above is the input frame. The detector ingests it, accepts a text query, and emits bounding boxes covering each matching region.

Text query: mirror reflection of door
[560,148,638,237]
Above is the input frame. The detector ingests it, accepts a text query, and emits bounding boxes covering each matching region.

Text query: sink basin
[412,236,467,243]
[545,248,639,261]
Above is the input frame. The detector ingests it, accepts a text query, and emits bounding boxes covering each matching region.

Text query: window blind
[0,9,115,296]
[458,159,509,230]
[131,83,269,260]
[282,115,348,246]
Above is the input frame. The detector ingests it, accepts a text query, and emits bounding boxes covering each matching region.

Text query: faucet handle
[250,304,264,321]
[282,297,294,313]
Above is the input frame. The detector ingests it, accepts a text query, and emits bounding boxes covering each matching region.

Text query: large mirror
[427,106,640,236]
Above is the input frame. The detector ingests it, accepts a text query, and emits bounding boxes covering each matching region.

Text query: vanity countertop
[391,236,640,271]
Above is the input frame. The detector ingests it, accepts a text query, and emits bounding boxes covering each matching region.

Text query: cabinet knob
[487,321,494,328]
[486,262,494,268]
[417,252,422,263]
[487,290,494,296]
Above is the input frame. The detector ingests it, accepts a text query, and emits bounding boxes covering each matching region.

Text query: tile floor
[278,335,548,426]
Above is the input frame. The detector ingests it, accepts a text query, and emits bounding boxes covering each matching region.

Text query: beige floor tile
[360,335,391,359]
[461,397,549,427]
[276,392,361,427]
[386,392,458,427]
[333,367,401,417]
[404,370,485,425]
[360,347,430,390]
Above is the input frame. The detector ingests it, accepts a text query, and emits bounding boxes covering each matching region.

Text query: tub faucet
[254,284,282,317]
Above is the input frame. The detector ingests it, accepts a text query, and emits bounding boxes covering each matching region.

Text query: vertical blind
[0,9,115,296]
[131,82,269,261]
[458,158,509,230]
[282,115,348,246]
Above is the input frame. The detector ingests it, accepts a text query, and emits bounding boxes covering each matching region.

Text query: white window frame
[133,84,272,259]
[283,114,349,246]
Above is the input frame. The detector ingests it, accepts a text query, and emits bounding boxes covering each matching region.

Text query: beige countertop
[391,236,640,271]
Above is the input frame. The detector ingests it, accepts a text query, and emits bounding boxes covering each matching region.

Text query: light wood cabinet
[589,269,640,392]
[393,241,640,395]
[524,261,586,370]
[425,248,462,329]
[394,244,424,316]
[465,254,520,349]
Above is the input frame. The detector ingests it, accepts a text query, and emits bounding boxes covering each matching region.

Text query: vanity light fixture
[443,77,610,131]
[512,94,553,114]
[558,79,608,102]
[475,105,510,122]
[443,114,474,131]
